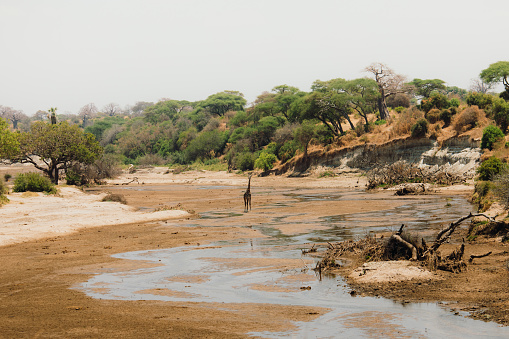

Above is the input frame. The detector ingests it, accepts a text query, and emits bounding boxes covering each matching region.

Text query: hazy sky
[1,0,508,115]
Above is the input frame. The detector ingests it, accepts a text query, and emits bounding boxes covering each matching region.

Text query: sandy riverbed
[1,164,507,337]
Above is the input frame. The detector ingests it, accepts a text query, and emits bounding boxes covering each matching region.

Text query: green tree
[199,91,247,116]
[478,157,506,181]
[254,152,278,171]
[0,117,19,159]
[184,130,227,162]
[466,92,493,109]
[294,121,318,156]
[480,61,509,93]
[13,121,103,184]
[143,100,191,124]
[492,98,509,132]
[409,78,446,98]
[481,125,504,150]
[420,92,450,112]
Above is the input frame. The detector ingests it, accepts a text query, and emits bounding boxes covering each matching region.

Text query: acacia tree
[365,63,407,120]
[480,61,509,94]
[13,121,102,184]
[409,78,446,98]
[199,91,247,116]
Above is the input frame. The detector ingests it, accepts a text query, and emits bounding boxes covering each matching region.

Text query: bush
[420,92,449,113]
[66,154,123,185]
[477,157,506,181]
[254,152,278,171]
[481,125,505,150]
[235,152,256,171]
[493,169,509,208]
[425,109,441,124]
[453,106,482,133]
[439,107,456,126]
[491,97,509,132]
[101,193,127,204]
[4,173,12,182]
[410,118,428,138]
[137,153,166,166]
[466,92,493,109]
[0,178,8,205]
[13,173,56,194]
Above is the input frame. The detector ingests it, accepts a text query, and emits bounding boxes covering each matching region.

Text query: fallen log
[468,251,492,264]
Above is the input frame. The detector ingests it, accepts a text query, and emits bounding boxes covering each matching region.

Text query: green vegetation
[13,172,56,194]
[481,125,505,150]
[411,118,428,138]
[477,157,506,181]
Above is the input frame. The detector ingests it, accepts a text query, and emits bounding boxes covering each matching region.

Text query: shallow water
[78,186,509,338]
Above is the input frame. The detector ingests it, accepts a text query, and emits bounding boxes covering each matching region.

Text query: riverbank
[1,165,507,337]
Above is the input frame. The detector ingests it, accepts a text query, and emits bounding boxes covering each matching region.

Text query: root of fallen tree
[316,213,499,275]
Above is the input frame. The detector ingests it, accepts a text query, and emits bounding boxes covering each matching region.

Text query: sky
[1,0,508,116]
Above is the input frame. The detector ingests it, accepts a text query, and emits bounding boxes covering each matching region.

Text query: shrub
[101,193,127,204]
[477,157,506,181]
[386,93,411,108]
[491,97,509,132]
[4,173,12,182]
[439,108,456,126]
[13,173,56,194]
[481,125,505,150]
[466,92,493,109]
[235,152,256,171]
[137,153,166,166]
[449,98,460,108]
[254,152,278,171]
[493,169,509,208]
[66,154,123,185]
[0,178,8,205]
[410,118,428,138]
[425,109,441,124]
[394,107,405,113]
[420,92,449,113]
[374,119,387,125]
[453,106,482,133]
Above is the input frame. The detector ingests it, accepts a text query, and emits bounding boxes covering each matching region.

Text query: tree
[143,100,190,124]
[199,91,246,116]
[365,63,407,120]
[343,78,378,131]
[0,106,27,130]
[409,78,446,98]
[271,85,304,120]
[78,103,98,127]
[0,117,19,160]
[131,101,154,117]
[469,78,493,94]
[492,97,509,132]
[13,121,103,184]
[293,121,318,156]
[480,61,509,93]
[48,107,57,125]
[102,103,121,117]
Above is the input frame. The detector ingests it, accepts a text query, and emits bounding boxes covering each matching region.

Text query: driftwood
[314,212,499,275]
[469,251,492,263]
[121,177,139,185]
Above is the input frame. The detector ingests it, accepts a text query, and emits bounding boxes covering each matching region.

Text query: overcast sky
[1,0,508,115]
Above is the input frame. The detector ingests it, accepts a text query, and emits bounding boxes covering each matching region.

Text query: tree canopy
[480,61,509,93]
[409,78,446,98]
[198,91,247,116]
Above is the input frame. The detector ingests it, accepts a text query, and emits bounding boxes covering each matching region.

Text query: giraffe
[243,174,252,212]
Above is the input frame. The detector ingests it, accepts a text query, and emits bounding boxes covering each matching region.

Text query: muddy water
[78,186,509,338]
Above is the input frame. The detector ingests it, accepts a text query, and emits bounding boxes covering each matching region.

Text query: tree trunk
[377,97,389,121]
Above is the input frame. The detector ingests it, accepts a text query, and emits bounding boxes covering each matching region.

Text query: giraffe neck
[246,177,251,192]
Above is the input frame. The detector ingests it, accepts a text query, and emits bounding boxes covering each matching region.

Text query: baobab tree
[365,63,407,120]
[78,103,98,127]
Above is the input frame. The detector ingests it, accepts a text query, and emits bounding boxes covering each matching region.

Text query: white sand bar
[0,187,189,247]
